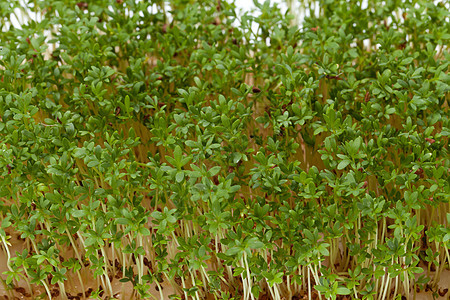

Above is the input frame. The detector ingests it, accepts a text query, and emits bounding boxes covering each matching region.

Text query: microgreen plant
[0,0,448,299]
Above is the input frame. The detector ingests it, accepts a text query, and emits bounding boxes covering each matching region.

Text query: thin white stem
[155,279,164,300]
[287,274,292,299]
[308,268,311,300]
[266,281,276,299]
[41,280,52,300]
[100,247,114,296]
[0,236,13,272]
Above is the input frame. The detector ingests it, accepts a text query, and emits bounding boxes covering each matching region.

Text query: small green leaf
[337,160,350,170]
[247,237,264,249]
[336,287,351,295]
[176,171,185,183]
[209,166,221,177]
[225,247,241,256]
[72,210,86,218]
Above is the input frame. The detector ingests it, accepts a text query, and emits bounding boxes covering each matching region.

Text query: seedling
[0,0,448,299]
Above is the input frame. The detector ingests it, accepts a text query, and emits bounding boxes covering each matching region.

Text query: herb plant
[0,0,448,299]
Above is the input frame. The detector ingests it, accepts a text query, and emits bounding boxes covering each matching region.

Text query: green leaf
[314,285,328,293]
[116,218,130,225]
[410,267,423,274]
[318,243,329,256]
[231,152,242,164]
[72,210,86,218]
[246,237,264,249]
[87,160,100,168]
[225,247,242,256]
[175,171,185,183]
[209,166,221,177]
[337,160,350,170]
[336,287,351,295]
[185,140,197,148]
[173,145,182,164]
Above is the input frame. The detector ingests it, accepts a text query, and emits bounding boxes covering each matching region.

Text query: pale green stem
[41,279,52,300]
[155,279,164,300]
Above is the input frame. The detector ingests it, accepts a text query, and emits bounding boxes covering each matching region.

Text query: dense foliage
[0,0,448,299]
